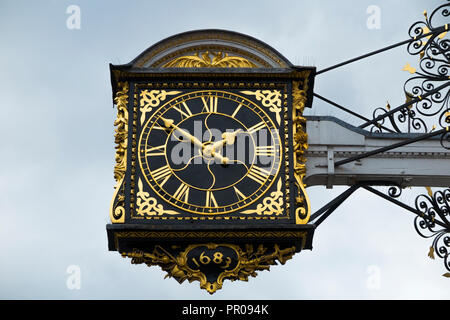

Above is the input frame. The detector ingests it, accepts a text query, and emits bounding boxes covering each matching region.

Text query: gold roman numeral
[205,190,218,207]
[173,101,193,119]
[247,121,265,134]
[201,96,218,113]
[145,145,166,157]
[233,186,246,201]
[255,145,276,157]
[152,165,172,187]
[173,182,190,202]
[247,165,270,185]
[231,103,242,118]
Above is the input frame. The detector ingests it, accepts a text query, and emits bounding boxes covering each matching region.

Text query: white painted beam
[304,116,450,188]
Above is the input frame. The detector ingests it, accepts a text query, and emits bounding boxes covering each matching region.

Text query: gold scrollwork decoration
[121,243,296,294]
[113,82,129,182]
[163,51,258,68]
[136,178,180,216]
[109,178,125,223]
[110,82,129,223]
[240,178,283,215]
[240,90,282,125]
[292,79,310,224]
[139,90,181,125]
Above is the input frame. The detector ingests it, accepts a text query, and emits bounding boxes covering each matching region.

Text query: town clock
[107,30,316,293]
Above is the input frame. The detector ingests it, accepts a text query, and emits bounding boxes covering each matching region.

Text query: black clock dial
[138,90,282,215]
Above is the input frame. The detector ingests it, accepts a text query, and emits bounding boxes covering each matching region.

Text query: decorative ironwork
[387,184,403,198]
[414,188,450,277]
[369,3,449,134]
[358,184,450,276]
[442,126,450,149]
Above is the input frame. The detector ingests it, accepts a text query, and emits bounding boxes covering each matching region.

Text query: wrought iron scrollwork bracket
[365,2,450,134]
[362,184,450,276]
[311,181,450,276]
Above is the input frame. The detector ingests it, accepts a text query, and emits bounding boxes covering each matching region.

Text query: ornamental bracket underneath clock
[106,29,316,293]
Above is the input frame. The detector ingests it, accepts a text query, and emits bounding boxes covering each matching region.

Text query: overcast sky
[1,0,448,299]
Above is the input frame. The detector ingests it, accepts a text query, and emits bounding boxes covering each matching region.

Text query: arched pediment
[128,29,293,68]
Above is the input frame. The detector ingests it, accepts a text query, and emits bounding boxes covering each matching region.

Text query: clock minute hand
[160,116,203,149]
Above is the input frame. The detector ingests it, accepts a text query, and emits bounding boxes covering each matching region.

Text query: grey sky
[0,0,448,299]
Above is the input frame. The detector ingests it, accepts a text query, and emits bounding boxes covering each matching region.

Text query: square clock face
[126,81,296,224]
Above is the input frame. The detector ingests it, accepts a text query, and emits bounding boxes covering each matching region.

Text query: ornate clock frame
[107,30,316,293]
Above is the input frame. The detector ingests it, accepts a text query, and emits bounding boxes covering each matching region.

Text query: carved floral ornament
[121,242,297,294]
[109,81,129,223]
[163,51,258,68]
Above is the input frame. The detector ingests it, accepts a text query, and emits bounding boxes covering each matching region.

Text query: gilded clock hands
[222,129,243,145]
[159,115,228,165]
[211,152,230,165]
[208,129,243,151]
[203,129,242,165]
[160,116,204,148]
[160,117,174,129]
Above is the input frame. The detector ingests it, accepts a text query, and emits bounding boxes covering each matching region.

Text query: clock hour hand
[211,152,229,165]
[207,129,243,154]
[159,116,231,165]
[221,129,243,145]
[202,129,241,165]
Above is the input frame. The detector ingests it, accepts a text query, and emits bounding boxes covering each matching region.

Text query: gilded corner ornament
[240,90,282,125]
[241,178,283,215]
[136,178,180,216]
[110,81,129,223]
[163,51,258,68]
[139,90,181,125]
